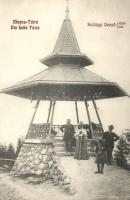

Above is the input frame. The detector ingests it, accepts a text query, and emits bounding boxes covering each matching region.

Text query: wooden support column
[48,101,56,138]
[44,100,52,137]
[26,100,40,139]
[75,101,79,124]
[92,99,104,134]
[84,100,94,138]
[47,100,52,124]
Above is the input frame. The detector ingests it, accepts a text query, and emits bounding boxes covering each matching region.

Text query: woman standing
[74,122,89,160]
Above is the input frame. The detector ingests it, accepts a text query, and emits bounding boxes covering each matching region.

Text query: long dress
[74,128,89,160]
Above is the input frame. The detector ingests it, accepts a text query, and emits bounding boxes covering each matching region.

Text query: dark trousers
[106,148,113,164]
[65,140,72,152]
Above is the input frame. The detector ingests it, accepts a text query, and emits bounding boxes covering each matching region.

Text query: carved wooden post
[75,101,79,124]
[26,100,40,139]
[84,100,94,138]
[48,101,56,138]
[44,100,52,137]
[47,100,52,124]
[92,99,104,134]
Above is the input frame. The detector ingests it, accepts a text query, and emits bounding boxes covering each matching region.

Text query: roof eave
[1,81,128,96]
[40,54,94,67]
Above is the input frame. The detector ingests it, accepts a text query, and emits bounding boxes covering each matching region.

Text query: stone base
[11,141,76,194]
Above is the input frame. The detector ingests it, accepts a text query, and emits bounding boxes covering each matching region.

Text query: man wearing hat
[103,125,119,165]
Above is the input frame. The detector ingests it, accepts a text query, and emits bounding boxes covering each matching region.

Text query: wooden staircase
[54,140,73,156]
[54,139,95,157]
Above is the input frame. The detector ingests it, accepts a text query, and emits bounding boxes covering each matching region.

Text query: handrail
[25,123,102,141]
[0,158,15,161]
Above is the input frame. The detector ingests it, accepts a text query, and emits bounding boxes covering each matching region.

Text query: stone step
[56,152,74,157]
[54,146,66,152]
[56,152,68,156]
[54,140,64,143]
[54,142,65,147]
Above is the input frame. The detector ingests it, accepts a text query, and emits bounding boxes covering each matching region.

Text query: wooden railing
[0,158,15,170]
[26,123,73,140]
[26,123,102,141]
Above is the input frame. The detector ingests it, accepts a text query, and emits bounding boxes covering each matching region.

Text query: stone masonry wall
[11,142,76,194]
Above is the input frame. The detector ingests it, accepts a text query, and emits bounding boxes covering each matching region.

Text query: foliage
[7,143,16,159]
[0,143,16,159]
[0,137,23,160]
[16,138,23,157]
[0,144,8,158]
[114,129,130,169]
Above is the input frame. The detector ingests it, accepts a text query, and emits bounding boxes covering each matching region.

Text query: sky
[0,0,130,145]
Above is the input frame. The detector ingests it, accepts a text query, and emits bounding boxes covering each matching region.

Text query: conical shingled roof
[40,8,93,67]
[53,10,81,55]
[1,6,128,101]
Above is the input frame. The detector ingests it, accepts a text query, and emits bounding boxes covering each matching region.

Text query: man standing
[103,125,119,165]
[60,119,75,152]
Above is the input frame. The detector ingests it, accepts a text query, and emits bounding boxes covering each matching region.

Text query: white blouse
[75,127,87,137]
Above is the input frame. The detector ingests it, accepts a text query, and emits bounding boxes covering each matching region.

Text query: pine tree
[16,137,23,157]
[114,129,130,168]
[0,144,9,167]
[7,143,16,159]
[0,144,8,158]
[124,129,130,168]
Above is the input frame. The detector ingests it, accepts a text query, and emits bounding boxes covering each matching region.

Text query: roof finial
[65,0,70,20]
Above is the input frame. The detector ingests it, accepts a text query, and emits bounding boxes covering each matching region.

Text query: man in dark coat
[60,119,75,152]
[103,125,119,165]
